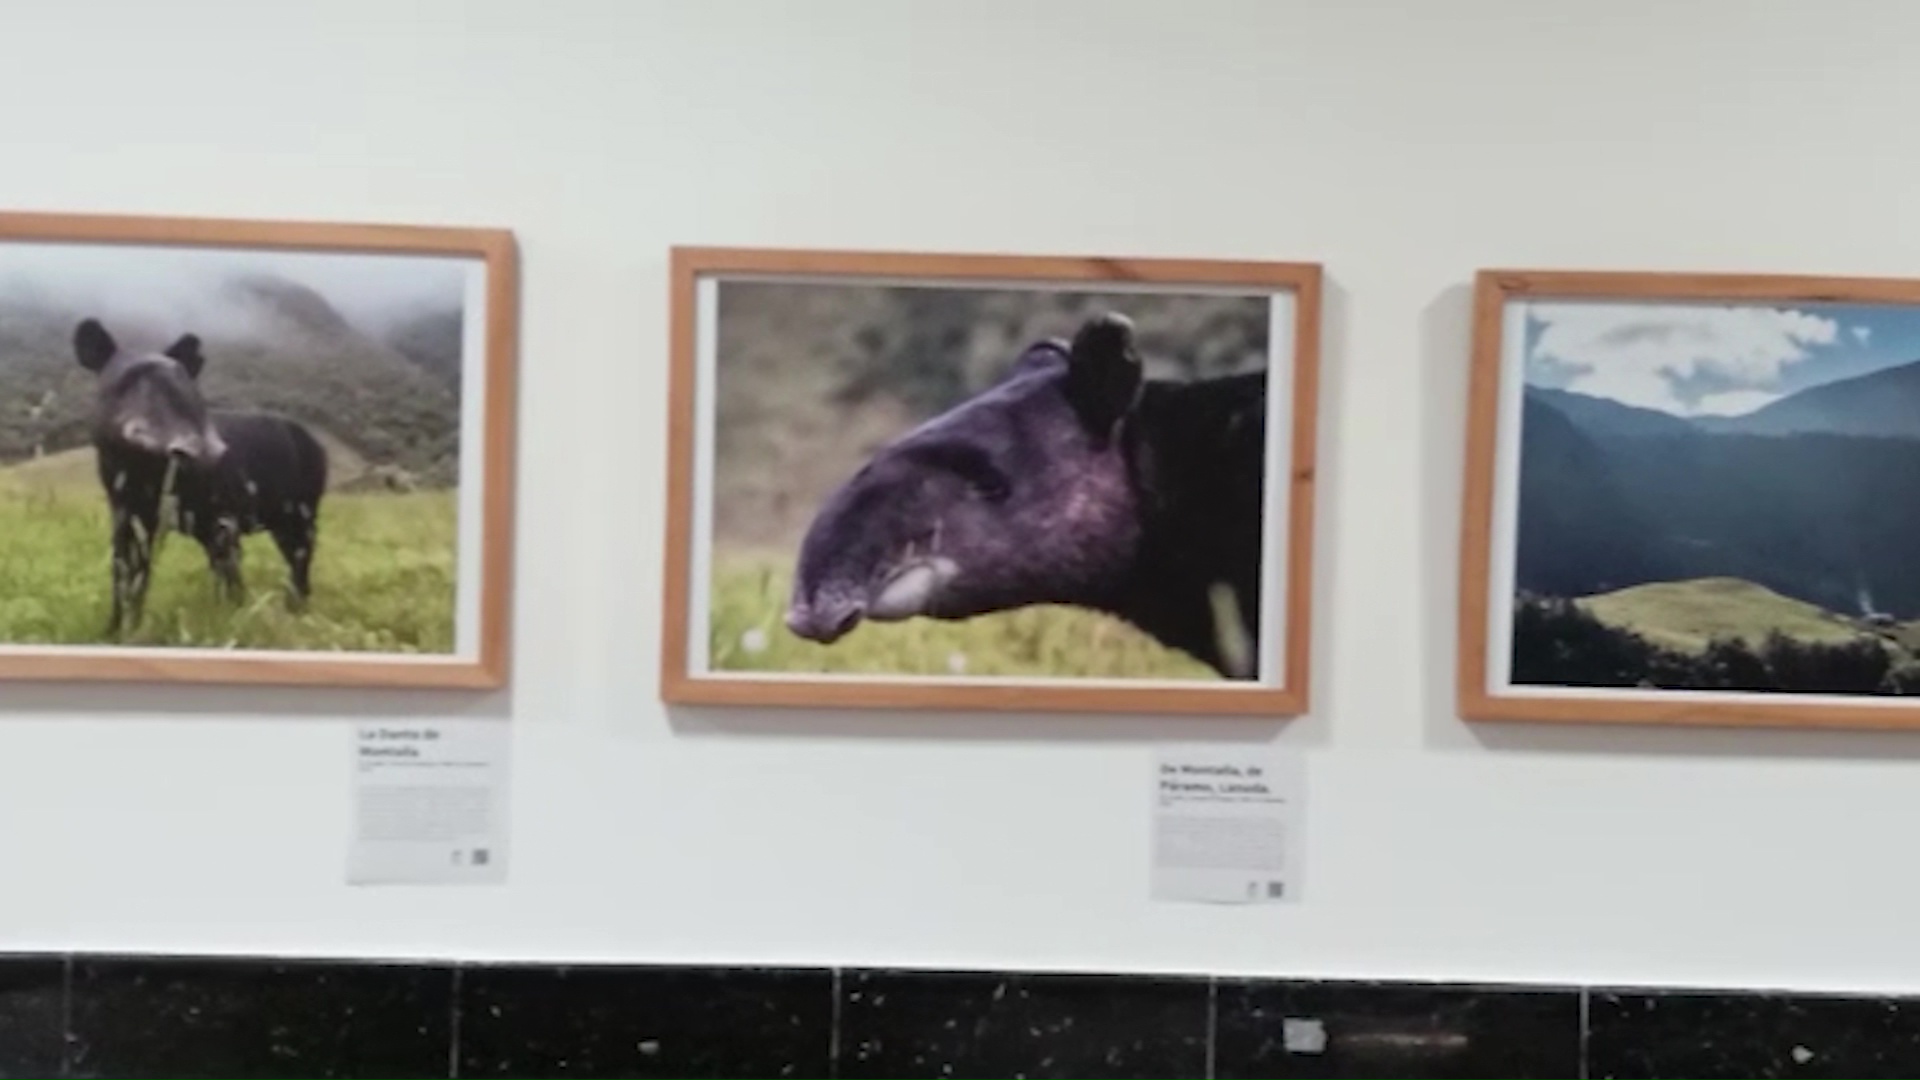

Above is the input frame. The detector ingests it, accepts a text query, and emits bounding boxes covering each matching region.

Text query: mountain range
[0,275,464,484]
[1517,358,1920,620]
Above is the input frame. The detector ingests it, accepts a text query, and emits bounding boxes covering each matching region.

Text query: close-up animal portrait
[665,249,1320,713]
[0,232,494,667]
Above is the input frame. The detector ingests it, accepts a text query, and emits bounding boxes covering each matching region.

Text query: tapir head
[74,318,227,468]
[785,311,1150,644]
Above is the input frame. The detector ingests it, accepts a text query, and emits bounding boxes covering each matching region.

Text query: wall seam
[829,966,843,1079]
[1578,984,1590,1080]
[1205,975,1218,1080]
[59,952,73,1080]
[447,963,464,1080]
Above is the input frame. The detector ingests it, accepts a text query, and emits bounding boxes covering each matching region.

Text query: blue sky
[1521,298,1920,417]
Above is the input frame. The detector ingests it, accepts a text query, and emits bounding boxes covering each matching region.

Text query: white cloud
[1525,301,1838,416]
[1854,325,1872,344]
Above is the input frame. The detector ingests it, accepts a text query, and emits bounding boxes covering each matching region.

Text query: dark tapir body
[74,318,329,635]
[785,311,1268,678]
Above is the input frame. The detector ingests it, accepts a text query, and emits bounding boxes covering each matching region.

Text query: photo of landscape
[0,239,478,655]
[701,276,1284,683]
[1505,294,1920,697]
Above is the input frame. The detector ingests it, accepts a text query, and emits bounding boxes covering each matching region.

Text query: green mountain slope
[0,274,463,485]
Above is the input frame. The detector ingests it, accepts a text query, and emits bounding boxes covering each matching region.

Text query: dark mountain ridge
[1698,356,1920,440]
[1517,371,1920,618]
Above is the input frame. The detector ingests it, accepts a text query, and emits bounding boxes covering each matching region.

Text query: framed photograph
[1461,268,1920,729]
[661,246,1322,715]
[0,210,517,688]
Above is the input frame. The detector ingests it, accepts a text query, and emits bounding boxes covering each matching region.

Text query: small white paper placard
[347,720,510,886]
[1150,744,1303,904]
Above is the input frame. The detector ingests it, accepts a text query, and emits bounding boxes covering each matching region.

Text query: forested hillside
[1517,375,1920,620]
[0,274,464,485]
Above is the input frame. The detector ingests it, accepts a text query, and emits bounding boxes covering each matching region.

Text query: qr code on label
[471,848,490,866]
[1266,880,1285,899]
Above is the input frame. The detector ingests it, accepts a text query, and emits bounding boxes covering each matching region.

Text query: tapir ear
[164,333,206,378]
[1064,312,1143,433]
[73,318,116,372]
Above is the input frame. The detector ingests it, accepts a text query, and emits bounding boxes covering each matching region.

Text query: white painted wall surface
[0,0,1917,994]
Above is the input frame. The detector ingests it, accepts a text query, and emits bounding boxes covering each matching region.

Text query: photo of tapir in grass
[74,318,328,636]
[701,276,1297,685]
[0,236,474,657]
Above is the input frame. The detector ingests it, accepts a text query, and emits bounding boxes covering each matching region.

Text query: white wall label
[347,720,510,886]
[1150,745,1303,904]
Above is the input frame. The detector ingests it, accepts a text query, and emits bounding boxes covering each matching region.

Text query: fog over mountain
[0,243,470,353]
[0,244,471,484]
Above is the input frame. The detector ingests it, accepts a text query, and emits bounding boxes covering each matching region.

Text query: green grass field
[0,451,457,652]
[1573,576,1874,655]
[708,552,1218,680]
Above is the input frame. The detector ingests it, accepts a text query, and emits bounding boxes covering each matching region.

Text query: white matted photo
[661,247,1322,716]
[0,211,518,689]
[1461,267,1920,729]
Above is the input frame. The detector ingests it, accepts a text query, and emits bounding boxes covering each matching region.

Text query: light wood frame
[662,246,1322,716]
[0,210,518,689]
[1461,267,1920,730]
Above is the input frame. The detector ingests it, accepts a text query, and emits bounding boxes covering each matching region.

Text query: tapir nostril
[784,599,863,643]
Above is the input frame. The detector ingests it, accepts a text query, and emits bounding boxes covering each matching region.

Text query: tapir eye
[904,442,1012,503]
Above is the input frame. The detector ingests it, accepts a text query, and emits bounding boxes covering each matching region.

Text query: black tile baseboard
[2,954,1918,1078]
[1588,988,1920,1079]
[0,957,63,1079]
[1214,979,1582,1079]
[457,963,831,1078]
[66,956,453,1079]
[838,968,1210,1078]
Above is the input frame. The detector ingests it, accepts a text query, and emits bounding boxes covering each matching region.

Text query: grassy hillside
[0,451,456,652]
[1574,577,1872,654]
[0,274,463,485]
[1512,579,1920,695]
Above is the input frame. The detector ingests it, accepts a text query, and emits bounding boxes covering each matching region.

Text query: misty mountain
[223,274,354,338]
[1517,387,1920,618]
[0,274,463,484]
[1696,357,1920,440]
[380,307,464,390]
[1529,385,1698,441]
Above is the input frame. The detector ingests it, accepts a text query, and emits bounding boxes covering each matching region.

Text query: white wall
[2,0,1918,995]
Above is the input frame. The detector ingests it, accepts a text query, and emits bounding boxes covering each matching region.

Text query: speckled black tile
[66,956,452,1079]
[1589,988,1920,1078]
[0,957,64,1078]
[456,963,830,1078]
[1213,979,1581,1078]
[837,968,1208,1079]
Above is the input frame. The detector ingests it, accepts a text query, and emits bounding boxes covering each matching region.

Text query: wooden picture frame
[0,210,518,689]
[1461,267,1920,729]
[662,246,1322,716]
